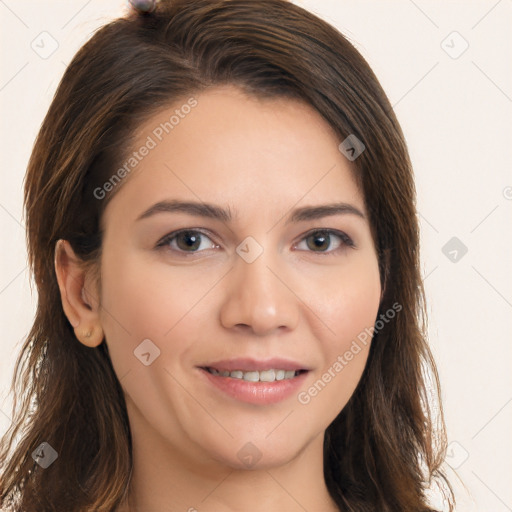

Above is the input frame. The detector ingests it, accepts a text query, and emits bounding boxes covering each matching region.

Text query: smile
[204,367,307,382]
[198,367,310,405]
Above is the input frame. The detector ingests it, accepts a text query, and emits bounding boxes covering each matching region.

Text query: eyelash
[156,228,355,256]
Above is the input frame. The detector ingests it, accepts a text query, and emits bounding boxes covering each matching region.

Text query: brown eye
[175,231,202,251]
[296,229,354,254]
[157,229,218,253]
[306,231,331,251]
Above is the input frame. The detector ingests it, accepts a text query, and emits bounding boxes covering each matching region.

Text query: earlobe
[54,239,104,347]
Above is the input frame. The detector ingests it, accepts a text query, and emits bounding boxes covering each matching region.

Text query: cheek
[304,250,381,346]
[295,253,381,420]
[331,269,381,346]
[98,249,221,375]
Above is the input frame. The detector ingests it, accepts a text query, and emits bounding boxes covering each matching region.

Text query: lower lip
[198,368,309,405]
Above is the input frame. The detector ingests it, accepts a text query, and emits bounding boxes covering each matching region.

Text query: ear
[54,239,104,347]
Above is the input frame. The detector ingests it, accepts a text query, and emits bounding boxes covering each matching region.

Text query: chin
[201,434,306,472]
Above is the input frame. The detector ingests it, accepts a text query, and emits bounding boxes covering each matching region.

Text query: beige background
[1,1,511,510]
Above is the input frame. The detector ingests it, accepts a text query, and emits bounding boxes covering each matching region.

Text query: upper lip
[200,357,311,372]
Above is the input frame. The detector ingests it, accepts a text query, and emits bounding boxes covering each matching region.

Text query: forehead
[103,85,365,224]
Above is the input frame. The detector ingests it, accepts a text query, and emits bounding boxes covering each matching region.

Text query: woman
[0,0,454,510]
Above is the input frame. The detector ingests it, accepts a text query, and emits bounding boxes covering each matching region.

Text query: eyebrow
[136,199,365,224]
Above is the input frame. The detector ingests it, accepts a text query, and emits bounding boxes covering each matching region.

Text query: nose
[219,248,300,336]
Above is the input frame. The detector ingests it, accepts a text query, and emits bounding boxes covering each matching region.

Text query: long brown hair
[0,1,453,510]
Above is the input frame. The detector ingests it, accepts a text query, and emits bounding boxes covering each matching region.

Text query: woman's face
[97,85,381,470]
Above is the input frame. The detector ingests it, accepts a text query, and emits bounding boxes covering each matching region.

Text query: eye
[294,229,355,254]
[156,228,355,256]
[156,229,218,254]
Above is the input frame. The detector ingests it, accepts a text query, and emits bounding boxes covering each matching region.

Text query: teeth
[244,371,260,382]
[207,367,302,382]
[259,369,275,382]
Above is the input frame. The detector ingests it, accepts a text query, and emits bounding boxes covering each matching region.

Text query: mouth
[201,367,309,382]
[196,358,311,405]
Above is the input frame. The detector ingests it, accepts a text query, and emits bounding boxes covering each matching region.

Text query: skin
[55,85,382,512]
